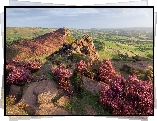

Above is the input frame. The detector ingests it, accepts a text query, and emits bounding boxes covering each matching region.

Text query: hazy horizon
[5,26,153,29]
[6,8,153,30]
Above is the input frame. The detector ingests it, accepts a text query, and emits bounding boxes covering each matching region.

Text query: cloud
[25,15,49,20]
[98,8,153,18]
[6,8,153,19]
[6,7,153,29]
[39,8,99,17]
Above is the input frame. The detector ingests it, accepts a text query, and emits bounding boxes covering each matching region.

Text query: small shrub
[52,67,73,96]
[7,67,32,85]
[90,60,102,80]
[66,35,75,44]
[69,53,91,63]
[6,64,16,77]
[24,60,41,73]
[98,59,118,83]
[70,70,84,97]
[75,60,87,74]
[144,66,153,82]
[70,60,88,97]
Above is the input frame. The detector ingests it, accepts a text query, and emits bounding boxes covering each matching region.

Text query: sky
[6,7,153,29]
[9,0,148,6]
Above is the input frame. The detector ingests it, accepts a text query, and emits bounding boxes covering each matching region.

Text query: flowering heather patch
[52,67,73,95]
[6,64,16,75]
[7,67,32,85]
[24,60,41,73]
[75,60,87,74]
[98,59,118,83]
[6,59,25,78]
[99,74,153,115]
[52,67,72,80]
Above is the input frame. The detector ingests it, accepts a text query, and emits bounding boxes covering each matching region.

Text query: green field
[6,27,56,45]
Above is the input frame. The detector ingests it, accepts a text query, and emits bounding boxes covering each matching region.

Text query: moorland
[5,27,153,115]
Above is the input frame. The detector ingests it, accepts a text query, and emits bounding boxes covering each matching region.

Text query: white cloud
[39,8,99,17]
[99,8,153,18]
[25,15,49,20]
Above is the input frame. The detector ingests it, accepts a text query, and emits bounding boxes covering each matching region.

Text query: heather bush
[6,59,24,77]
[99,74,153,115]
[75,60,87,74]
[52,66,73,96]
[6,64,16,77]
[24,60,41,73]
[98,59,118,83]
[7,67,32,85]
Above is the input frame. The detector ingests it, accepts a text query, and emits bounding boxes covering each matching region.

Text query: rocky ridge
[47,34,99,61]
[7,28,71,61]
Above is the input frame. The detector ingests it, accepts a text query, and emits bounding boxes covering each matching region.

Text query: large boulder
[82,76,104,94]
[33,80,58,96]
[20,80,58,115]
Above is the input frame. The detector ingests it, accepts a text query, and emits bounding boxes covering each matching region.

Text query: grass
[45,66,110,115]
[60,89,110,115]
[6,27,55,46]
[96,39,153,61]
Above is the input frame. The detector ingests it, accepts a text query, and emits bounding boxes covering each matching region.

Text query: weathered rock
[33,80,58,97]
[35,63,52,76]
[9,84,21,97]
[82,76,104,94]
[47,34,99,62]
[24,105,37,115]
[20,80,58,115]
[52,108,69,115]
[21,80,58,106]
[9,84,21,103]
[21,82,39,107]
[84,104,97,115]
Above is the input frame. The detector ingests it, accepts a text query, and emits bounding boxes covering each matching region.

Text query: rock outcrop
[48,34,99,61]
[19,80,58,115]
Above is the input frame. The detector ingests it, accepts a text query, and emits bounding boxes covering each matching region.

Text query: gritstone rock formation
[48,34,99,61]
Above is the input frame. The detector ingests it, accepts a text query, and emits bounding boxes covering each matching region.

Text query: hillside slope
[6,28,71,61]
